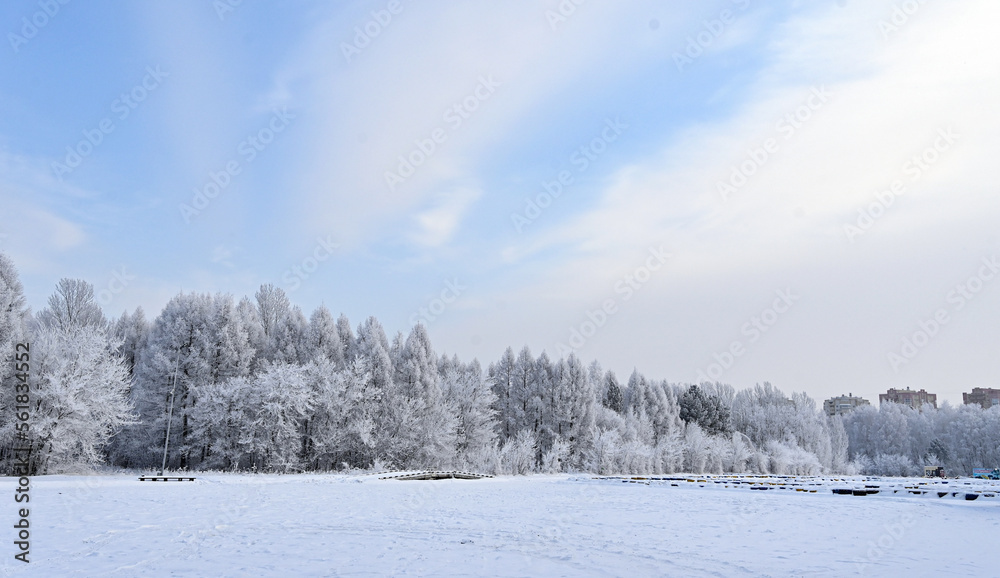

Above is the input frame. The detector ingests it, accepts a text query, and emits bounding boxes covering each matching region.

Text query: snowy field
[3,473,999,577]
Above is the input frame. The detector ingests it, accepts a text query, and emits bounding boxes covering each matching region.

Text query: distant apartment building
[823,394,871,416]
[879,387,937,409]
[963,387,1000,409]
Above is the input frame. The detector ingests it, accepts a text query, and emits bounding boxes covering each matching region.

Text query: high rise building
[879,387,937,409]
[823,394,870,416]
[963,387,1000,409]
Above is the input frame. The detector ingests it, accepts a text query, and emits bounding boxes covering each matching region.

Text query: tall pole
[159,356,181,476]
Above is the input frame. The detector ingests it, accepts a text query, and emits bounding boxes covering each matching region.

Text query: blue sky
[2,0,999,404]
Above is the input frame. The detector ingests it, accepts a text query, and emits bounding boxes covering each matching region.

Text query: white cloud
[0,150,89,271]
[516,0,1000,285]
[410,187,481,248]
[443,0,1000,403]
[211,245,238,269]
[270,1,685,246]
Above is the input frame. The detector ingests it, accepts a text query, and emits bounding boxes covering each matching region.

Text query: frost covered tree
[0,252,28,345]
[307,357,378,469]
[500,429,537,475]
[353,316,428,468]
[236,296,265,365]
[124,292,256,469]
[626,372,683,446]
[841,401,1000,477]
[729,383,842,473]
[392,324,457,467]
[238,363,314,471]
[111,307,149,376]
[440,356,498,469]
[305,306,345,367]
[190,361,315,472]
[16,245,980,478]
[336,313,357,363]
[603,371,624,414]
[9,278,133,473]
[0,253,30,473]
[255,283,289,341]
[683,422,710,474]
[510,347,535,440]
[209,294,257,383]
[27,323,136,473]
[828,414,850,473]
[255,284,308,364]
[35,278,107,332]
[550,354,596,468]
[532,351,556,458]
[540,435,571,473]
[488,347,517,442]
[679,384,731,436]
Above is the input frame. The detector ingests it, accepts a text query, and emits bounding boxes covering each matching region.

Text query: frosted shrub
[765,441,821,475]
[620,439,654,474]
[683,422,709,474]
[540,436,571,473]
[588,429,622,474]
[866,453,917,477]
[500,430,537,475]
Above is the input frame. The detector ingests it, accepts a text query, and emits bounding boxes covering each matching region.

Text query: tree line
[1,251,996,476]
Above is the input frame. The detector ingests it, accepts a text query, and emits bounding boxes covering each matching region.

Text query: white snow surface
[2,473,999,577]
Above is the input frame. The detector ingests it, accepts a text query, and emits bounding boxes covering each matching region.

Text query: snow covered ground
[3,473,999,577]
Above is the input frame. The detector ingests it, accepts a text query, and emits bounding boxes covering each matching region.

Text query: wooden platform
[379,470,493,481]
[138,476,196,482]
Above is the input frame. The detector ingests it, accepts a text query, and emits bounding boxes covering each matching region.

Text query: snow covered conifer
[488,347,517,442]
[393,324,457,467]
[126,292,256,469]
[552,354,596,468]
[336,313,357,363]
[679,384,731,436]
[532,351,555,456]
[306,305,345,367]
[510,346,535,438]
[112,307,149,377]
[603,371,623,414]
[441,356,498,470]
